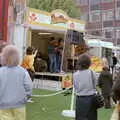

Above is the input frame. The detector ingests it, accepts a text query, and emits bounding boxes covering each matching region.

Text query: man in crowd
[111,53,118,74]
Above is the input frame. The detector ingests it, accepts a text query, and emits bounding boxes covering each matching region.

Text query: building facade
[0,0,9,43]
[8,0,26,43]
[0,0,26,44]
[75,0,120,45]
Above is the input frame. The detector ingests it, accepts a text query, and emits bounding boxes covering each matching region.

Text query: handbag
[91,71,104,109]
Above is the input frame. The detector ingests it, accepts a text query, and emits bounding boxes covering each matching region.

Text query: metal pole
[60,29,67,72]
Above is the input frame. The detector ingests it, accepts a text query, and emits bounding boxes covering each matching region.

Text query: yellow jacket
[21,55,35,71]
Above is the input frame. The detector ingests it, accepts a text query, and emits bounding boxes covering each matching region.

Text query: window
[80,13,88,21]
[76,0,88,5]
[116,8,120,20]
[117,1,120,7]
[90,31,101,36]
[89,0,100,5]
[103,21,113,27]
[101,0,113,3]
[90,4,100,11]
[102,10,113,21]
[116,29,120,38]
[104,29,113,38]
[90,11,100,22]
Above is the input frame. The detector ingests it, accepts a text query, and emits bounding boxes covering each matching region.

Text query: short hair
[49,37,55,42]
[103,67,109,71]
[26,47,34,55]
[77,53,91,70]
[58,38,62,43]
[1,45,20,67]
[50,37,55,41]
[112,53,115,55]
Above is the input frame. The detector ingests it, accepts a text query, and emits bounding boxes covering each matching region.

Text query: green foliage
[28,0,80,18]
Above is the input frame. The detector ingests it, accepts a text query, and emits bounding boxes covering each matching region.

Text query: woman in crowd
[98,67,113,109]
[0,45,32,120]
[73,53,97,120]
[21,46,37,81]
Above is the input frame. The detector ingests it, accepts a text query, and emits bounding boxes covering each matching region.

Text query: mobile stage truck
[16,8,86,90]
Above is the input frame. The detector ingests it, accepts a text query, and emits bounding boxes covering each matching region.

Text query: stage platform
[33,72,72,91]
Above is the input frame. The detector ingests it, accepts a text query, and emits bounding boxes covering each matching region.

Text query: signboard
[61,74,72,88]
[66,30,85,45]
[0,0,9,41]
[27,8,85,32]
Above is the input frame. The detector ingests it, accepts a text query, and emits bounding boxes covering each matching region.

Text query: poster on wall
[0,0,9,41]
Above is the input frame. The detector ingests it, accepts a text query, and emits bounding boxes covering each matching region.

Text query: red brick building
[75,0,120,45]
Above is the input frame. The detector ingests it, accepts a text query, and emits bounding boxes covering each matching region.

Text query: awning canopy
[87,39,114,49]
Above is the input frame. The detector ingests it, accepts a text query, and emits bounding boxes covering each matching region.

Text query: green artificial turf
[26,89,113,120]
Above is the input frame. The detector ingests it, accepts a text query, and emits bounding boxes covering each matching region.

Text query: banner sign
[61,74,72,88]
[0,0,9,41]
[27,8,85,32]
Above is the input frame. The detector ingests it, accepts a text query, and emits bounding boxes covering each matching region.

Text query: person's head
[58,38,62,43]
[49,37,56,45]
[1,45,20,67]
[58,38,63,46]
[103,67,109,71]
[26,46,34,55]
[112,52,115,57]
[77,53,91,70]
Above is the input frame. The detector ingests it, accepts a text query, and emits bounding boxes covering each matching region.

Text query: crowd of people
[73,53,120,120]
[0,43,120,120]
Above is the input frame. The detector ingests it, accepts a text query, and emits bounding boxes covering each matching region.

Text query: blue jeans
[75,96,97,120]
[56,54,61,72]
[48,53,57,73]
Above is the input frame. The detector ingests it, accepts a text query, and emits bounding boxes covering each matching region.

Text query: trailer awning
[87,39,114,49]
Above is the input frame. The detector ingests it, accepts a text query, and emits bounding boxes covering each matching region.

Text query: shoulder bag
[91,70,104,109]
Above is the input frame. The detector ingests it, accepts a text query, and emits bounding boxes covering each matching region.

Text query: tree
[28,0,80,18]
